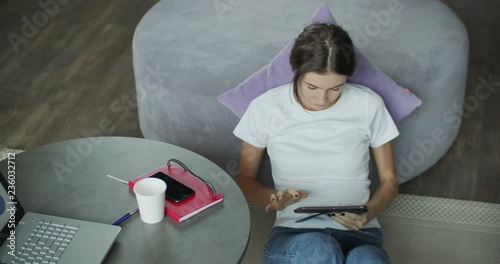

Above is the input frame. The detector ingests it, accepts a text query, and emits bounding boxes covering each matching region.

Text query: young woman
[234,23,399,263]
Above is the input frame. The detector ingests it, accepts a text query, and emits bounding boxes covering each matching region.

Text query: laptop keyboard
[12,220,80,264]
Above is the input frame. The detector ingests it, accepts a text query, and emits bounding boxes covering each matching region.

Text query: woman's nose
[317,92,327,104]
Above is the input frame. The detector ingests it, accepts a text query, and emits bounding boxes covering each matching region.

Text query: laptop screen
[0,171,25,245]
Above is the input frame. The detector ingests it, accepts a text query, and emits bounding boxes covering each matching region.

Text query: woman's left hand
[329,212,371,231]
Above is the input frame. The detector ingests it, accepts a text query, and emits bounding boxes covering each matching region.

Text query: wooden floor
[1,0,499,203]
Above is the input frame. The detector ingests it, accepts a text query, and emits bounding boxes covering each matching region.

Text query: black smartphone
[148,172,195,203]
[294,205,368,214]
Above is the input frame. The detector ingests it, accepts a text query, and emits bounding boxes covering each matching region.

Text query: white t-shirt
[233,83,399,230]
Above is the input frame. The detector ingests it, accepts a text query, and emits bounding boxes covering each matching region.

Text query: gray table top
[0,137,250,264]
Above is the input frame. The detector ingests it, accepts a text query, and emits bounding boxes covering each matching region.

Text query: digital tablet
[294,205,368,214]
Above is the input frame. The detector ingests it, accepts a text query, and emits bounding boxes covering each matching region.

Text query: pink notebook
[128,164,224,223]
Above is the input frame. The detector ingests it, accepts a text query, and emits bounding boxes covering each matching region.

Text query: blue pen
[113,207,139,225]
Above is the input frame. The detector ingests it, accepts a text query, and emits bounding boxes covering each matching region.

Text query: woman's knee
[264,232,344,264]
[345,244,390,264]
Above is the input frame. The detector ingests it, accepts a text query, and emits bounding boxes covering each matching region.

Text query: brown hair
[289,23,356,102]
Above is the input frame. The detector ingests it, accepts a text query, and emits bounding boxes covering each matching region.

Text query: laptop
[0,171,121,264]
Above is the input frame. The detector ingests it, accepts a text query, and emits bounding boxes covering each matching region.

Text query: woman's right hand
[265,189,308,212]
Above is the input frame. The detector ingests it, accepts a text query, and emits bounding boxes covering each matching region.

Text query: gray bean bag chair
[132,0,469,189]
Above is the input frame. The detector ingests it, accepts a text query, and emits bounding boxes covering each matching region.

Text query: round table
[0,137,250,264]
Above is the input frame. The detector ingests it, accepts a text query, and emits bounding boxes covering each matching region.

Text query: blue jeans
[263,226,390,264]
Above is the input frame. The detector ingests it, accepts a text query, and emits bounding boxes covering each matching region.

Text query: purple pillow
[216,3,422,123]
